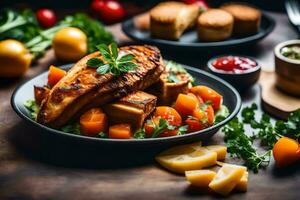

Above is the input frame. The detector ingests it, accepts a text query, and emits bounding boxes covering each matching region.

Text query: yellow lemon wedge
[185,170,216,188]
[208,163,246,196]
[235,171,248,192]
[156,142,217,174]
[204,145,227,160]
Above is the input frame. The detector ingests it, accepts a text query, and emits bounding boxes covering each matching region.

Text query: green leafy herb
[165,60,195,85]
[133,128,146,139]
[87,43,137,76]
[167,72,180,83]
[98,132,107,138]
[214,105,230,124]
[178,125,188,135]
[223,118,271,172]
[148,118,176,138]
[275,109,300,139]
[61,123,81,134]
[24,100,39,120]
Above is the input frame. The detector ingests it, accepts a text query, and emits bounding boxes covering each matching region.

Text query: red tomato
[155,106,182,126]
[36,9,57,28]
[205,105,215,125]
[185,118,203,132]
[182,0,209,11]
[144,117,179,138]
[91,0,125,24]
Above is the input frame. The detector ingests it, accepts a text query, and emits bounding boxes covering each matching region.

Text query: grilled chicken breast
[37,45,164,127]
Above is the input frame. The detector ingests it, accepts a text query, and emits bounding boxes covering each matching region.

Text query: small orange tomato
[174,94,198,116]
[155,106,182,126]
[273,137,300,167]
[159,129,178,137]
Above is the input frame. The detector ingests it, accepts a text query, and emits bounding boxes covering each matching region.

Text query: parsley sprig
[87,43,137,76]
[223,118,271,173]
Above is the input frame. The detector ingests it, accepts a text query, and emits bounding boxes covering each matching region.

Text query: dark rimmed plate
[11,64,241,148]
[122,13,275,51]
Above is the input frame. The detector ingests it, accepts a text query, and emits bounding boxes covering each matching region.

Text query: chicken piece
[103,91,157,129]
[37,45,164,127]
[34,86,50,106]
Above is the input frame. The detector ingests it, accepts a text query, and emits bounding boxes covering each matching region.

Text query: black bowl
[11,64,241,149]
[207,55,261,92]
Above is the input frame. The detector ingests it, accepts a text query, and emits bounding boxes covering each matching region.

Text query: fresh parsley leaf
[223,118,271,172]
[178,125,188,135]
[86,58,104,68]
[214,105,230,124]
[98,132,107,138]
[61,123,81,134]
[133,129,146,139]
[167,73,180,83]
[87,43,137,76]
[150,118,176,138]
[165,60,195,85]
[24,99,38,120]
[275,109,300,139]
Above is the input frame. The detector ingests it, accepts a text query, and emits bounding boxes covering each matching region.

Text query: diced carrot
[174,94,198,116]
[80,108,107,137]
[205,105,215,125]
[273,137,300,167]
[155,106,182,126]
[109,123,132,139]
[47,65,67,87]
[185,118,203,132]
[190,86,223,110]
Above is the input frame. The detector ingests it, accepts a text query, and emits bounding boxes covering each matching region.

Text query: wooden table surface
[1,11,300,200]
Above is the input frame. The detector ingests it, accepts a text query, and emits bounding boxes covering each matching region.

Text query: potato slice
[156,143,217,174]
[185,170,216,188]
[209,163,246,196]
[235,171,248,192]
[204,145,227,160]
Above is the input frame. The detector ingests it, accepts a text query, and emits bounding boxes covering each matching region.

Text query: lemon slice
[235,171,248,192]
[156,143,217,174]
[209,163,246,196]
[185,170,216,188]
[204,145,227,160]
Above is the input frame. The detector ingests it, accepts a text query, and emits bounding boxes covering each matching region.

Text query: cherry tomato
[182,0,209,11]
[91,0,125,24]
[144,117,179,138]
[205,105,215,125]
[155,106,182,126]
[273,137,300,167]
[185,118,203,132]
[36,9,57,28]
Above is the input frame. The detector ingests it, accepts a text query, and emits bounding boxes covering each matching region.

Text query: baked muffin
[134,12,150,31]
[150,1,199,40]
[197,9,234,42]
[221,3,261,36]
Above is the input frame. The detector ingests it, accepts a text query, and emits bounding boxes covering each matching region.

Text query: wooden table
[1,12,300,200]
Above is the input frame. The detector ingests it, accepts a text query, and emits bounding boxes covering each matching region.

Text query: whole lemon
[53,27,87,62]
[0,39,32,78]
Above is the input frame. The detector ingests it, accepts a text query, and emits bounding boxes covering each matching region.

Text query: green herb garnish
[24,99,39,120]
[214,105,230,124]
[223,118,271,172]
[165,60,195,85]
[87,42,137,76]
[98,132,107,138]
[61,123,81,134]
[133,128,146,139]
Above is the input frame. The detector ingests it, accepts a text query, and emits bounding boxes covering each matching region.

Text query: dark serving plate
[122,13,275,51]
[11,64,241,148]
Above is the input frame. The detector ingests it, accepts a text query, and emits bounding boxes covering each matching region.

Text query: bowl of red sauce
[207,55,261,91]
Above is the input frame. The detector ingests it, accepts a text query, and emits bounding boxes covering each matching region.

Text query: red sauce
[212,56,257,73]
